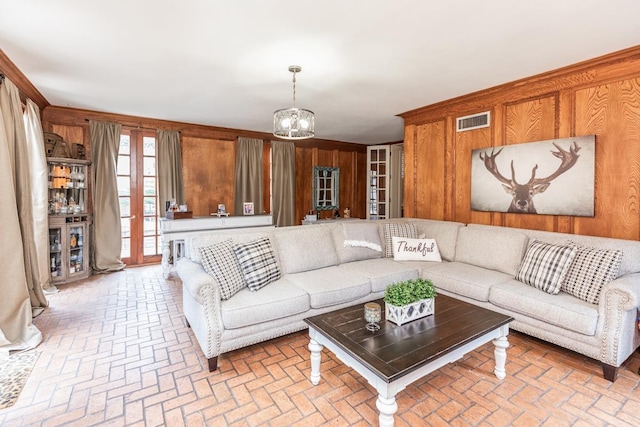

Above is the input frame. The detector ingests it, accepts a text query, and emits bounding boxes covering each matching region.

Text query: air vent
[456,111,490,132]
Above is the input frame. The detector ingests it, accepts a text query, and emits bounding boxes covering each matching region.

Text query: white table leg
[309,339,323,385]
[493,334,509,379]
[376,394,398,427]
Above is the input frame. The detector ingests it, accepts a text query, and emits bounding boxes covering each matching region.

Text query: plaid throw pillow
[199,240,246,300]
[233,237,281,291]
[561,244,623,304]
[515,239,577,294]
[383,223,418,258]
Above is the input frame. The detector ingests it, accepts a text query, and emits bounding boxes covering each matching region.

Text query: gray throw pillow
[199,239,246,300]
[233,237,281,291]
[561,244,623,304]
[515,239,576,294]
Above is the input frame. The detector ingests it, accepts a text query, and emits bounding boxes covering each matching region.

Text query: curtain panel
[90,120,125,272]
[0,77,43,355]
[234,137,263,216]
[272,140,296,227]
[157,129,184,210]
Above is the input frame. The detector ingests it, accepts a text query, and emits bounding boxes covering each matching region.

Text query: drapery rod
[83,118,181,133]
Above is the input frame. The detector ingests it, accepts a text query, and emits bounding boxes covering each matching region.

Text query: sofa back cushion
[409,219,464,261]
[455,225,528,276]
[187,230,278,265]
[514,227,640,278]
[332,221,383,264]
[275,224,339,274]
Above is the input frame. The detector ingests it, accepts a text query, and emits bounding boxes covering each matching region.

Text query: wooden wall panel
[453,126,492,225]
[503,96,557,231]
[573,79,640,239]
[182,137,235,217]
[338,151,355,215]
[51,124,84,145]
[400,46,640,240]
[403,125,417,217]
[295,147,314,221]
[353,151,367,220]
[415,121,446,220]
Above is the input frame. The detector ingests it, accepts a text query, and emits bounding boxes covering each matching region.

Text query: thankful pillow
[392,236,442,262]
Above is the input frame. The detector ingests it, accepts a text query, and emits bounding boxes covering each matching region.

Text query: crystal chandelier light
[273,65,315,140]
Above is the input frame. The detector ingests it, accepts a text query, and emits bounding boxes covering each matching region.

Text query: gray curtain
[272,140,296,226]
[157,129,184,210]
[234,137,263,215]
[0,77,43,355]
[90,120,125,272]
[23,99,52,302]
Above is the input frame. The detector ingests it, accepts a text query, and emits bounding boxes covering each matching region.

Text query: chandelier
[273,65,315,140]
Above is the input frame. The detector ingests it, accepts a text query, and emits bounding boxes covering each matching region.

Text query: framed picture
[217,204,226,214]
[243,202,254,215]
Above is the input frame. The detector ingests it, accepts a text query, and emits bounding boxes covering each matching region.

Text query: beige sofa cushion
[490,280,599,336]
[285,266,371,308]
[410,219,464,261]
[454,226,528,276]
[275,225,339,274]
[423,262,513,302]
[338,258,419,292]
[221,278,310,329]
[332,222,383,264]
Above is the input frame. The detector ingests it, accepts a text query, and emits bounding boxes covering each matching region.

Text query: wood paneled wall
[41,106,368,223]
[401,45,640,240]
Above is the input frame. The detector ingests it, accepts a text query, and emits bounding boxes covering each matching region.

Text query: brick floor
[1,265,639,426]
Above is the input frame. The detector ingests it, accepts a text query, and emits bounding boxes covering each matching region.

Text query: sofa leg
[208,356,218,372]
[185,317,190,328]
[602,363,618,382]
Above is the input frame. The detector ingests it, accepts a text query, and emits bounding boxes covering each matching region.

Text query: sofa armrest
[602,273,640,311]
[598,273,640,366]
[177,258,224,360]
[177,258,222,304]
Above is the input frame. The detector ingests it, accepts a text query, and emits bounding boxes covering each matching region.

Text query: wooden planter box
[385,298,435,326]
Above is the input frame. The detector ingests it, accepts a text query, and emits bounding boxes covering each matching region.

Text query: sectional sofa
[176,218,640,381]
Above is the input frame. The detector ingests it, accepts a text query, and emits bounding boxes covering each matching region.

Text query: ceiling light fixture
[273,65,315,140]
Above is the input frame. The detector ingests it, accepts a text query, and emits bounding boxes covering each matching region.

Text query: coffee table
[303,295,513,426]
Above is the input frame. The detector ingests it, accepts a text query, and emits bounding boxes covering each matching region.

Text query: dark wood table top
[304,294,513,383]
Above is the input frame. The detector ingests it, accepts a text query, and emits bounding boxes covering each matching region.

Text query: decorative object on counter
[165,211,193,220]
[343,207,350,218]
[214,203,229,217]
[364,302,382,331]
[384,278,437,326]
[243,202,254,215]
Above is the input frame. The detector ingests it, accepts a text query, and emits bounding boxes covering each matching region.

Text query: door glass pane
[117,155,130,175]
[143,197,156,215]
[121,238,131,258]
[143,217,156,236]
[143,177,156,196]
[117,177,131,196]
[143,237,156,256]
[119,135,130,154]
[143,157,155,176]
[143,137,156,156]
[121,218,131,238]
[119,197,131,217]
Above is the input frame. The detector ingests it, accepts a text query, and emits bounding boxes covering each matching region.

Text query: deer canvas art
[471,136,595,216]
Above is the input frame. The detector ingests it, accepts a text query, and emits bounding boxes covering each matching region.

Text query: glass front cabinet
[48,157,92,284]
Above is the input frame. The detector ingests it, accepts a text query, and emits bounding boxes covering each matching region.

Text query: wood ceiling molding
[0,49,49,110]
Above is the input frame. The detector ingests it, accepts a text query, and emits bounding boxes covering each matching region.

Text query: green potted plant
[384,278,437,325]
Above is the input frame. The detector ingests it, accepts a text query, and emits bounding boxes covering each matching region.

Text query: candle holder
[364,302,381,331]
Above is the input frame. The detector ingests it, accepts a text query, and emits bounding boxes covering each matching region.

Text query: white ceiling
[1,1,639,144]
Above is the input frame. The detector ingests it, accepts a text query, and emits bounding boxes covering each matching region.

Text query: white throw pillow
[391,236,442,262]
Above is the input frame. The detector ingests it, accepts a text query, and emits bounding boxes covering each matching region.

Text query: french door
[117,129,162,265]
